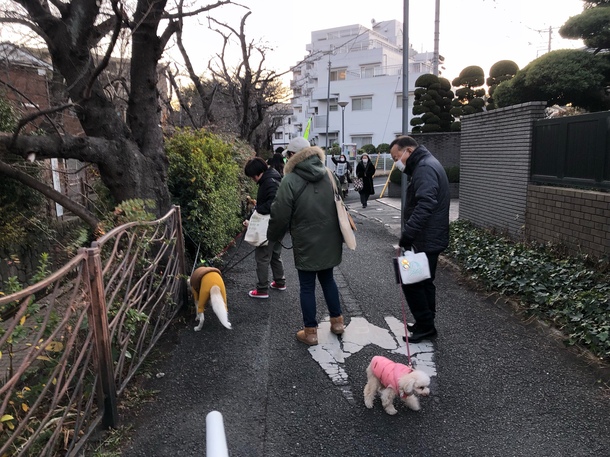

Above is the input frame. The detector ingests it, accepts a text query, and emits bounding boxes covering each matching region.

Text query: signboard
[342,143,357,160]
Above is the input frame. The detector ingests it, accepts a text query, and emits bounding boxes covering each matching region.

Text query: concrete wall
[526,185,610,258]
[459,102,547,237]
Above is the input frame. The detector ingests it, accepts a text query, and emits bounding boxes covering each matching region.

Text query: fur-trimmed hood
[284,146,326,181]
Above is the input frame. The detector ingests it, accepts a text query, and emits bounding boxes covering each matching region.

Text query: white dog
[189,266,232,331]
[363,355,430,415]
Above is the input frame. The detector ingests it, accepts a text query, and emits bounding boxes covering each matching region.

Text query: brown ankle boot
[330,316,344,335]
[296,327,318,345]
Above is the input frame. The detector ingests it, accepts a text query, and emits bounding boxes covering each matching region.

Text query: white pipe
[206,410,229,457]
[51,158,64,217]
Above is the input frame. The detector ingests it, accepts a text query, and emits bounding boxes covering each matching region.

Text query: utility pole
[401,0,410,223]
[433,0,440,76]
[402,0,409,135]
[325,51,331,151]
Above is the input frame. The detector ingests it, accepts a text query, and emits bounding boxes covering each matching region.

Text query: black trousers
[400,251,440,330]
[359,192,370,206]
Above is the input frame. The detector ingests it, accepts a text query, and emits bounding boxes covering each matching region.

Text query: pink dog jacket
[371,356,413,394]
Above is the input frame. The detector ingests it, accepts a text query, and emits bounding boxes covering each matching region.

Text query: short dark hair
[389,135,418,150]
[244,157,269,177]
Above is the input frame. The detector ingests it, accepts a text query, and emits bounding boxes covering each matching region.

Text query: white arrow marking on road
[308,316,436,397]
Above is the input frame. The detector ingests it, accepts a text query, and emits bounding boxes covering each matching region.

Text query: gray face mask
[362,159,368,164]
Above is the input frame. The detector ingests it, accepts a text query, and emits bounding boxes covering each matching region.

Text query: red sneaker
[269,281,286,291]
[248,289,269,299]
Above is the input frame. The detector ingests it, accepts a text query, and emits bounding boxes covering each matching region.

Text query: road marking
[308,315,436,403]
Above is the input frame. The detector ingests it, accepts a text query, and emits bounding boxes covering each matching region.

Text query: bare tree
[169,10,290,152]
[0,0,236,229]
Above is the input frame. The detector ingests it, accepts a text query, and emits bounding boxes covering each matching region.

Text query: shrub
[166,129,245,260]
[389,166,403,184]
[377,143,390,153]
[448,220,610,361]
[361,144,376,154]
[445,166,460,183]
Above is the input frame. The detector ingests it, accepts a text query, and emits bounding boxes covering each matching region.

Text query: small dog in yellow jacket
[189,266,232,331]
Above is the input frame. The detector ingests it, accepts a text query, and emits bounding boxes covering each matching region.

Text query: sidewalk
[347,196,459,238]
[121,195,609,457]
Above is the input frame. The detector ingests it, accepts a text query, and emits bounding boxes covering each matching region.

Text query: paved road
[121,182,609,457]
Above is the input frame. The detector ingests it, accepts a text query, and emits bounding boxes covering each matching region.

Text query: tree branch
[0,17,49,42]
[0,133,114,164]
[163,0,241,20]
[0,79,68,141]
[84,0,124,99]
[0,158,100,230]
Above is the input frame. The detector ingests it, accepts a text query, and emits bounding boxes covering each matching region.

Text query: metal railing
[0,206,187,456]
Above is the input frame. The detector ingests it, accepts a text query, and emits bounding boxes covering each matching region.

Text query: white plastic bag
[395,249,431,285]
[244,210,270,247]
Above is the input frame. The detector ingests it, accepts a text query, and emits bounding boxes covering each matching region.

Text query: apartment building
[282,19,435,152]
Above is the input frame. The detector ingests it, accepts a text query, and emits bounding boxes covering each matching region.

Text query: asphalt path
[121,177,610,457]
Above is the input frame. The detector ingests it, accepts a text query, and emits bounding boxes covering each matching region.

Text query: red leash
[396,247,413,367]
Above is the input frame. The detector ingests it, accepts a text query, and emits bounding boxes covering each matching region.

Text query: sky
[177,0,586,84]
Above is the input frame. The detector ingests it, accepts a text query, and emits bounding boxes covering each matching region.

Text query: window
[361,65,381,78]
[396,94,403,108]
[274,132,283,140]
[329,104,338,112]
[352,97,373,111]
[330,69,346,81]
[352,136,373,149]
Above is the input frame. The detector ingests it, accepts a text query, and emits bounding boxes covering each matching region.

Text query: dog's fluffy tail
[210,285,232,329]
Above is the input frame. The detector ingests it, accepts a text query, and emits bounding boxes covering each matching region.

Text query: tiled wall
[526,185,610,258]
[460,102,547,238]
[460,101,610,259]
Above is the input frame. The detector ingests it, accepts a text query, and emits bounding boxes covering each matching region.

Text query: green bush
[448,220,610,361]
[0,95,16,132]
[377,143,390,153]
[166,129,245,261]
[445,166,460,183]
[389,166,403,184]
[361,144,376,154]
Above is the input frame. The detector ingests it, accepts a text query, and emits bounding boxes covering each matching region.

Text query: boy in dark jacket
[244,157,286,299]
[389,136,450,343]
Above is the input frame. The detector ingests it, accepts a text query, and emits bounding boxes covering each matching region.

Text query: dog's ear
[399,375,416,394]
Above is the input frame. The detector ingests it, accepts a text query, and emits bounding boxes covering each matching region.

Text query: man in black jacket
[244,157,286,299]
[389,136,450,343]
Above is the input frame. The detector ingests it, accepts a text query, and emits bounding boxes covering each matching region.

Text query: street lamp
[338,101,349,146]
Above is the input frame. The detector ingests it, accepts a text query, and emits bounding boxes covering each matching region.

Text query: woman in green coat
[267,140,345,346]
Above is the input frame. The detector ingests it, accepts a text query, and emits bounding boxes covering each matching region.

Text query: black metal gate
[532,111,610,190]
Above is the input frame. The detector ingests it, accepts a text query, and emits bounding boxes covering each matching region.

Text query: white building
[282,19,436,152]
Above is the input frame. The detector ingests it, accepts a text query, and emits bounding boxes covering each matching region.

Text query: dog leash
[190,242,202,276]
[397,247,413,367]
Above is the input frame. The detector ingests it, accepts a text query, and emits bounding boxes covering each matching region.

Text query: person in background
[355,153,376,208]
[331,153,352,198]
[267,152,285,177]
[267,137,345,346]
[389,135,450,343]
[244,157,286,299]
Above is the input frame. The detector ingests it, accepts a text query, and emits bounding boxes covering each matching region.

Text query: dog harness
[371,356,413,397]
[191,267,227,313]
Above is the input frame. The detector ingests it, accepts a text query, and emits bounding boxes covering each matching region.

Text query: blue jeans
[297,268,342,328]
